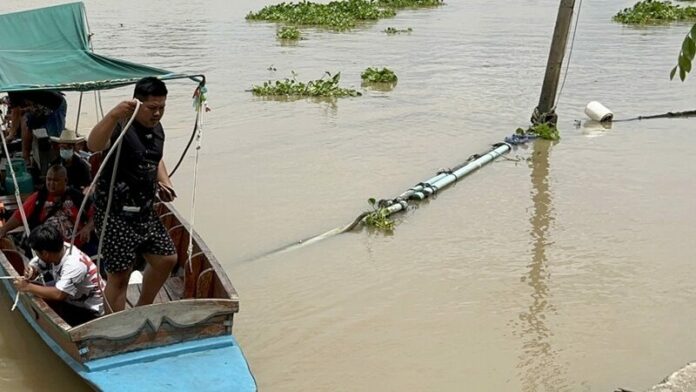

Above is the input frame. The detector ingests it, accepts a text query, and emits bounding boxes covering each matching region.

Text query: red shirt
[11,192,93,246]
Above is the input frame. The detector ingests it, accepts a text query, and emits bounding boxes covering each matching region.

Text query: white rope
[69,101,141,314]
[11,290,19,311]
[553,0,584,110]
[186,104,204,272]
[75,92,84,134]
[0,108,32,311]
[0,129,30,237]
[97,91,105,119]
[70,101,141,250]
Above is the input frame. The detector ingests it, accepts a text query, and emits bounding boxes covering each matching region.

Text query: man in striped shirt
[13,224,104,326]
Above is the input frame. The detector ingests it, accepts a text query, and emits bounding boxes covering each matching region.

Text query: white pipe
[397,172,449,200]
[381,143,511,218]
[428,144,511,191]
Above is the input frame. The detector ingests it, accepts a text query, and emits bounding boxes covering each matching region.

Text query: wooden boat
[0,3,256,391]
[0,203,256,390]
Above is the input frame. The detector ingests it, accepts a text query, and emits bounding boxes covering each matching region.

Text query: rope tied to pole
[186,81,208,273]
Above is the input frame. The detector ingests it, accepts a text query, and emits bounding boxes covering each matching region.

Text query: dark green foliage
[364,198,395,232]
[672,23,696,80]
[251,72,362,97]
[277,26,301,40]
[246,0,444,30]
[613,0,696,24]
[361,67,398,83]
[384,27,413,34]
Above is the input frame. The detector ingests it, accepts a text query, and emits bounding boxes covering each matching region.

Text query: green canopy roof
[0,2,200,92]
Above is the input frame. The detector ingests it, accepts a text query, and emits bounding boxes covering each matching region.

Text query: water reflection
[515,140,569,391]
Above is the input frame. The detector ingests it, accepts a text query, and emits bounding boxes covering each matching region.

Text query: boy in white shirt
[13,224,104,326]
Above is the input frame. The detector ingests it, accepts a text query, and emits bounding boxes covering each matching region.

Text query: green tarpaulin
[0,2,198,92]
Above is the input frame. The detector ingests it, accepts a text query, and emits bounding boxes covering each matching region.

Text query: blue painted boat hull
[83,335,257,391]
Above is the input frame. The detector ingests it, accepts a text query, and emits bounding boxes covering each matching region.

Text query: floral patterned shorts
[93,208,176,274]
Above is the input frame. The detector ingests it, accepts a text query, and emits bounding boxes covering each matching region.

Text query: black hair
[28,224,64,253]
[133,77,168,100]
[47,164,67,178]
[7,91,63,110]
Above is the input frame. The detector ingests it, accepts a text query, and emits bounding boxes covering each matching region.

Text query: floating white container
[584,101,613,122]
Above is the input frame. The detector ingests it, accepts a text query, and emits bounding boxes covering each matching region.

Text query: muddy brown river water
[0,0,695,390]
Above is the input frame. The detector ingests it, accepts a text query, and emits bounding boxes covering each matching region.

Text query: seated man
[13,224,104,326]
[6,91,67,174]
[50,128,92,190]
[0,164,94,249]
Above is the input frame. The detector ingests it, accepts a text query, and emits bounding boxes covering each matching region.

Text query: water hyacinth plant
[516,123,560,141]
[246,0,444,31]
[361,67,398,83]
[252,72,362,97]
[614,0,696,24]
[364,198,395,232]
[277,26,301,40]
[384,27,413,34]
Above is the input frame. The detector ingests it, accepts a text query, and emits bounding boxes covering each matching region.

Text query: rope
[553,0,583,110]
[0,117,35,311]
[610,109,696,122]
[186,85,206,272]
[75,92,84,134]
[97,91,105,119]
[0,131,30,238]
[69,100,142,314]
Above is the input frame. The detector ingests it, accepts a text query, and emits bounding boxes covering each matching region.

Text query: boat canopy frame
[0,2,202,93]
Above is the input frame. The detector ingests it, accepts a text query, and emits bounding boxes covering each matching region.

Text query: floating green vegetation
[377,0,443,7]
[613,0,696,24]
[361,67,398,83]
[516,123,560,141]
[384,26,413,34]
[251,71,362,97]
[246,0,444,31]
[277,26,301,40]
[364,198,395,232]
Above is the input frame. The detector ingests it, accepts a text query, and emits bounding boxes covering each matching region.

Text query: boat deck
[125,277,185,308]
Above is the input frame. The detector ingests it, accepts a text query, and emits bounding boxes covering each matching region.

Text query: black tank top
[95,121,164,213]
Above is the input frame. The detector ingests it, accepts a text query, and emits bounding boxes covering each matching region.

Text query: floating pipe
[397,172,449,200]
[383,143,512,217]
[242,141,517,261]
[427,143,510,192]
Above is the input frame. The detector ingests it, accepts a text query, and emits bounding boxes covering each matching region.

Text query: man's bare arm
[87,100,138,152]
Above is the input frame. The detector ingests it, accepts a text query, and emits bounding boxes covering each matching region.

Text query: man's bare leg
[104,268,132,313]
[136,253,177,306]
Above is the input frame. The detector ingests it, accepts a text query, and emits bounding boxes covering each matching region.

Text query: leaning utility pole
[531,0,576,125]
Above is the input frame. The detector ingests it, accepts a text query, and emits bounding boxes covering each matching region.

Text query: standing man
[87,77,177,313]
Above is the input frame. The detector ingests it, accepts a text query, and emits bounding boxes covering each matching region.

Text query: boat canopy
[0,2,200,93]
